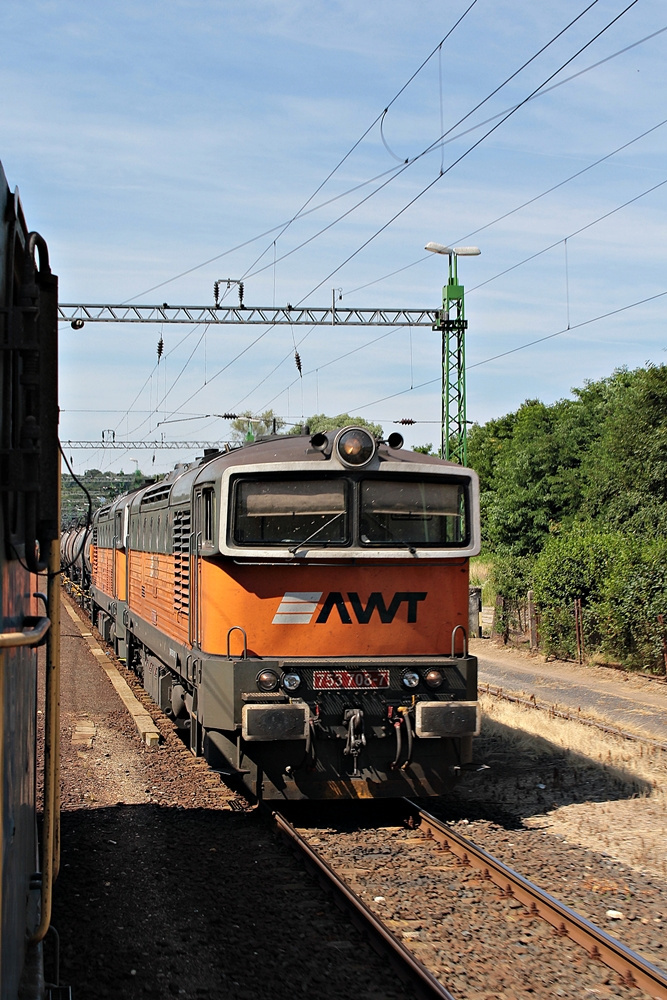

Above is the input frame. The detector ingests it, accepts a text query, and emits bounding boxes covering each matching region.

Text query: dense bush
[599,539,667,672]
[468,365,667,671]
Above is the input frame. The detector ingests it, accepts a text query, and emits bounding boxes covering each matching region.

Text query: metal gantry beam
[58,303,438,327]
[433,262,468,466]
[61,440,232,450]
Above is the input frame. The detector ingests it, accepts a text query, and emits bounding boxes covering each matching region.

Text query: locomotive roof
[96,430,471,516]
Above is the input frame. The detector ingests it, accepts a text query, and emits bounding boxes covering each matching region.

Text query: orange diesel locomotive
[88,427,481,800]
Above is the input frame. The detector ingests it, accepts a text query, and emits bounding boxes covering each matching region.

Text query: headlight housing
[282,672,302,693]
[402,670,420,689]
[424,668,444,689]
[257,669,280,692]
[334,427,376,467]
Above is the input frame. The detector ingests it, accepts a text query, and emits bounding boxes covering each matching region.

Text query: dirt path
[471,638,667,742]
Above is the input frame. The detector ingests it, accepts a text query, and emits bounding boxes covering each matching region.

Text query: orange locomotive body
[89,427,481,800]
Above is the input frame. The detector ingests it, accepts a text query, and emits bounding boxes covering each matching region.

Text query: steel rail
[406,800,667,999]
[481,683,667,754]
[58,303,439,327]
[272,810,457,1000]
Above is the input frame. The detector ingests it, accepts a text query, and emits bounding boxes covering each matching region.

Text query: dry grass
[480,693,667,879]
[469,558,494,605]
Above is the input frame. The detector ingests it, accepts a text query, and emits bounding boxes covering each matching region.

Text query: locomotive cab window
[360,479,468,546]
[233,479,348,545]
[198,487,217,551]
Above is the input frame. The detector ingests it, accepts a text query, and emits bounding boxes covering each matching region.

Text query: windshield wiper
[289,511,345,555]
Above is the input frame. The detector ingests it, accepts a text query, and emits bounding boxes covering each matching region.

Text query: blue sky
[2,0,666,472]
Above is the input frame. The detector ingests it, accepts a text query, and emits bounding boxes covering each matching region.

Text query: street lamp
[425,242,480,465]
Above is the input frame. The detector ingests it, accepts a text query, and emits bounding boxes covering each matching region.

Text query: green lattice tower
[434,254,468,465]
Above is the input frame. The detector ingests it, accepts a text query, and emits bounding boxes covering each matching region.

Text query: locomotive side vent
[173,508,191,613]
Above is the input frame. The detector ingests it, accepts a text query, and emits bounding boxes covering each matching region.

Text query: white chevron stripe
[272,591,323,624]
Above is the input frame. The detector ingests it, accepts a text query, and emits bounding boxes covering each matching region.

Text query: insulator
[294,350,302,375]
[221,412,238,420]
[213,281,220,307]
[397,418,416,425]
[238,282,244,306]
[157,337,164,360]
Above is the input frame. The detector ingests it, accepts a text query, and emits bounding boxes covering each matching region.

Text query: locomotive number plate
[313,669,390,690]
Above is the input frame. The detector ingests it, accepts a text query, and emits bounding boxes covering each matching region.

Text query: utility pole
[426,243,480,465]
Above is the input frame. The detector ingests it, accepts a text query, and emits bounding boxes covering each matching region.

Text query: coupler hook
[343,709,366,777]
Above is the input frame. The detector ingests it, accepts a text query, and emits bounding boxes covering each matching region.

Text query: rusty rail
[272,810,457,1000]
[407,801,667,999]
[482,683,667,754]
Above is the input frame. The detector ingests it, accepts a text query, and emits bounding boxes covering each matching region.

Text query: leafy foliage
[230,409,286,441]
[290,413,384,437]
[467,364,667,670]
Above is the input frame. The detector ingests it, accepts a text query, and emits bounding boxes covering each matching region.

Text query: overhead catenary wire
[123,1,481,306]
[345,107,667,298]
[111,7,664,370]
[103,1,652,460]
[254,165,667,416]
[340,289,667,419]
[239,0,606,289]
[155,1,620,428]
[288,0,640,310]
[233,2,645,415]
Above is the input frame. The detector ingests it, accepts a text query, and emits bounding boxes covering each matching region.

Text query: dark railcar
[0,161,60,998]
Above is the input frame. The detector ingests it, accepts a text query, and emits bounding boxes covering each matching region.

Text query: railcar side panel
[127,550,189,644]
[114,549,127,601]
[92,545,113,598]
[1,158,59,996]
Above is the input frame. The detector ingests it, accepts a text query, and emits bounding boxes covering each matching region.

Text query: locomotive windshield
[360,480,467,546]
[234,479,348,545]
[231,474,470,549]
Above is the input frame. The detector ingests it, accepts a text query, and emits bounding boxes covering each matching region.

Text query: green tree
[580,365,667,535]
[290,413,383,438]
[230,409,286,442]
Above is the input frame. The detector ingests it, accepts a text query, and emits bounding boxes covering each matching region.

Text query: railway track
[272,809,457,1000]
[274,801,667,1000]
[482,683,667,754]
[409,801,667,999]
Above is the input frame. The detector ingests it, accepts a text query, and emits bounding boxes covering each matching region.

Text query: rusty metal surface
[272,810,457,1000]
[409,802,667,1000]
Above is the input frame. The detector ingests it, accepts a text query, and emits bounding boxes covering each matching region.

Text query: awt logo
[272,591,427,625]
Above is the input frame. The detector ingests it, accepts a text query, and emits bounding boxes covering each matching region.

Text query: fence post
[657,614,667,676]
[468,586,482,638]
[527,590,538,650]
[492,595,507,644]
[574,598,584,664]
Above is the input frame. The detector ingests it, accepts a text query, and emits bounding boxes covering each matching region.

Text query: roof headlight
[334,427,375,467]
[257,669,280,692]
[402,670,420,689]
[424,668,444,689]
[282,672,302,693]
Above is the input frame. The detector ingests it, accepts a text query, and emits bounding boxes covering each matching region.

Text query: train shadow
[278,710,660,835]
[51,801,415,1000]
[437,711,658,828]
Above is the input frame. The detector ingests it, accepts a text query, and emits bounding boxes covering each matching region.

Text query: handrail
[31,537,61,943]
[451,623,467,657]
[227,626,248,659]
[0,616,50,648]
